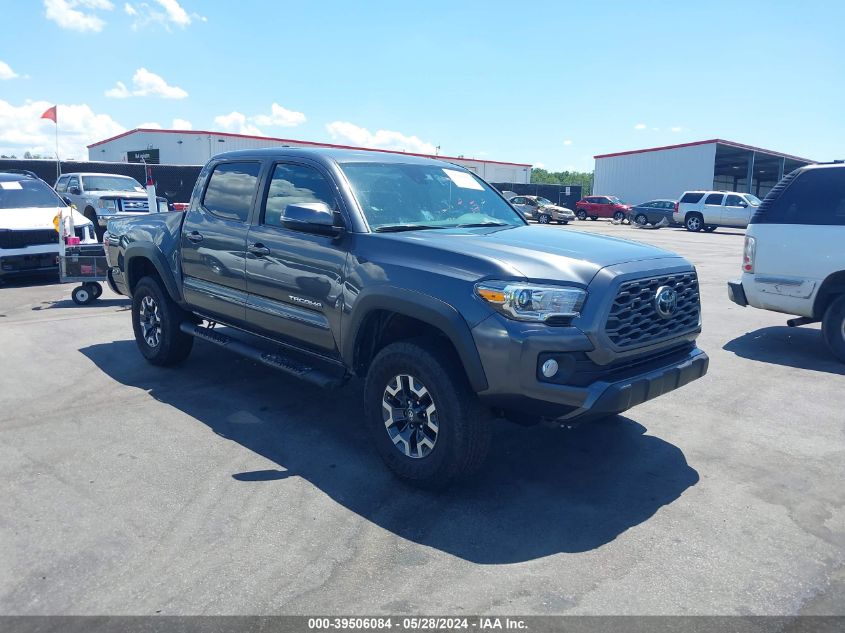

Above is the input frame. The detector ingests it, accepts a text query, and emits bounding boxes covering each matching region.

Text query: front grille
[605,272,700,349]
[0,227,88,249]
[119,199,150,212]
[0,229,58,249]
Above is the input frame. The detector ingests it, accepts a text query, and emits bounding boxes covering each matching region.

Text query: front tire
[613,211,625,222]
[538,214,550,224]
[364,339,492,488]
[822,295,845,363]
[71,285,94,305]
[685,213,704,232]
[131,276,193,366]
[576,210,587,220]
[635,213,648,226]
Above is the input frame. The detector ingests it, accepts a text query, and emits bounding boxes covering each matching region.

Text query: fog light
[541,359,559,378]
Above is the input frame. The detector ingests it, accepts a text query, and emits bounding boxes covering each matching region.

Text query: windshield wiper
[455,221,510,228]
[374,224,449,233]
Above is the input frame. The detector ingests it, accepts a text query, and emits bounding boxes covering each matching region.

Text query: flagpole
[54,109,60,183]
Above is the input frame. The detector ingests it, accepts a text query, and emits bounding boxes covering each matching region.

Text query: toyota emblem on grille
[654,286,678,319]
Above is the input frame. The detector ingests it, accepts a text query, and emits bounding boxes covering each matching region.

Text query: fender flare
[123,242,184,304]
[343,286,489,392]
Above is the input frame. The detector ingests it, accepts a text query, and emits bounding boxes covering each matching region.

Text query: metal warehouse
[87,129,532,184]
[593,139,814,205]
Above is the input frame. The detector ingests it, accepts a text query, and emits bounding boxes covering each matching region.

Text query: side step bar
[179,322,347,389]
[786,316,818,328]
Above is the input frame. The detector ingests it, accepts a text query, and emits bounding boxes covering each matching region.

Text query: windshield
[536,197,553,205]
[608,196,623,204]
[81,175,145,192]
[743,194,762,206]
[0,178,65,209]
[339,162,525,230]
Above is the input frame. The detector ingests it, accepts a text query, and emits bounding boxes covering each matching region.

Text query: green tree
[531,168,593,196]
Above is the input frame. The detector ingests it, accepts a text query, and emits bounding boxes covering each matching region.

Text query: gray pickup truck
[104,148,708,487]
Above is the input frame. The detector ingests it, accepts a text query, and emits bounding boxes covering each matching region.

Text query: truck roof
[210,147,468,169]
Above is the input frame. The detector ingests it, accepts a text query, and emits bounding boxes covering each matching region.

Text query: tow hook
[787,317,818,327]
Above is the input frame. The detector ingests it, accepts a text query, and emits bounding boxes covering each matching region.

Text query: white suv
[674,190,762,232]
[727,163,845,362]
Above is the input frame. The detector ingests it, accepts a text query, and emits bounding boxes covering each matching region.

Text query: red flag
[41,105,57,123]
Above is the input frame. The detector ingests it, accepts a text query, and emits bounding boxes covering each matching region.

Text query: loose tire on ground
[685,213,704,232]
[363,338,492,488]
[131,276,194,366]
[822,295,845,363]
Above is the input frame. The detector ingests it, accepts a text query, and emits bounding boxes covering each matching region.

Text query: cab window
[201,162,261,222]
[725,194,745,207]
[263,163,336,228]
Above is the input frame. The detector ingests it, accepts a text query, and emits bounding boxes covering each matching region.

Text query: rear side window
[202,162,261,222]
[680,192,704,204]
[753,167,845,226]
[704,193,724,205]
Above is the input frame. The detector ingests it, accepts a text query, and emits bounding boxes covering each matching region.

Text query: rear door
[180,160,261,326]
[702,192,724,224]
[244,160,348,356]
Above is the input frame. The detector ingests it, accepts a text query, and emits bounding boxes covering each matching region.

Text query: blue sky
[1,0,842,170]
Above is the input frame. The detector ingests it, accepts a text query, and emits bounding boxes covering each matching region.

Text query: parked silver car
[508,195,576,224]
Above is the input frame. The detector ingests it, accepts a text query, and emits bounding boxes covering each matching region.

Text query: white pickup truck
[728,162,845,362]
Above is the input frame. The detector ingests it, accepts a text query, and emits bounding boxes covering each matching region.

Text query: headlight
[98,199,118,212]
[475,280,586,322]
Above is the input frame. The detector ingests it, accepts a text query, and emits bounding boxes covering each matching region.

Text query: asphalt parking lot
[1,222,843,616]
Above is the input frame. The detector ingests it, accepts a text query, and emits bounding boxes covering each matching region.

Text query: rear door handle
[248,243,270,257]
[186,231,203,243]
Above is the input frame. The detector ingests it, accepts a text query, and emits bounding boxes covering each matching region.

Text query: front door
[244,161,348,356]
[180,160,262,326]
[722,194,749,227]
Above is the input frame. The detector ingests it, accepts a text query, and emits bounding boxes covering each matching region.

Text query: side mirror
[738,201,748,208]
[282,202,344,236]
[61,195,73,206]
[68,186,81,195]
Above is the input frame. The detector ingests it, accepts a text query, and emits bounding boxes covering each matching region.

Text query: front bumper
[0,252,58,277]
[473,313,708,422]
[727,280,748,307]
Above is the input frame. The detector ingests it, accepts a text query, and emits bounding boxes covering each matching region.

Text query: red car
[575,195,631,221]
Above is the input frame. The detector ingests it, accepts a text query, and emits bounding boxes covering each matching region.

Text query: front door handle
[186,231,203,243]
[248,243,270,257]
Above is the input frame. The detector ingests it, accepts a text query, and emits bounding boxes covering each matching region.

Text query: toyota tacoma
[104,148,708,487]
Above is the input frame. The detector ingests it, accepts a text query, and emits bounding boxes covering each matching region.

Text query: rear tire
[822,295,845,363]
[685,213,704,232]
[538,214,550,224]
[131,276,193,366]
[364,339,492,488]
[71,285,94,305]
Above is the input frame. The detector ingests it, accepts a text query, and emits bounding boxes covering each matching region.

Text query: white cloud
[534,162,546,169]
[563,139,572,146]
[634,123,647,130]
[137,121,162,129]
[252,103,306,127]
[0,99,124,159]
[105,67,187,99]
[670,126,682,133]
[325,121,436,154]
[214,111,263,136]
[126,0,205,30]
[0,61,18,81]
[44,0,114,32]
[213,104,305,135]
[171,117,192,130]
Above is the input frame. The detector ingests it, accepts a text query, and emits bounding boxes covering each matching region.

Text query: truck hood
[383,225,684,285]
[0,206,92,230]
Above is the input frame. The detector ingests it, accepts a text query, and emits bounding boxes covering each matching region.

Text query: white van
[728,162,845,362]
[0,172,95,281]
